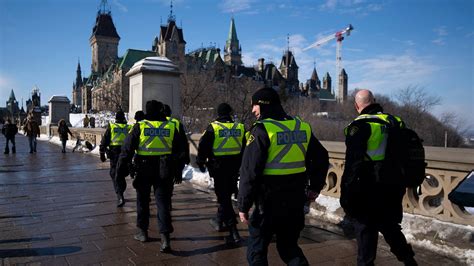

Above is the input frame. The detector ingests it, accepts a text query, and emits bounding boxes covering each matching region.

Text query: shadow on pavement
[0,246,82,258]
[0,237,51,244]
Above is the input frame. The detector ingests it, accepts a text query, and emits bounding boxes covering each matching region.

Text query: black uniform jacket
[99,121,127,155]
[238,114,329,216]
[196,115,246,177]
[115,117,186,181]
[340,104,406,222]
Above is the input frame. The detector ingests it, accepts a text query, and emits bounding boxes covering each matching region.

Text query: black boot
[160,233,171,253]
[134,229,148,242]
[227,225,241,244]
[116,193,125,207]
[4,147,9,154]
[209,217,228,232]
[11,146,15,153]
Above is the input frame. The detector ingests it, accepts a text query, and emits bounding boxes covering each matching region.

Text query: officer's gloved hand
[128,163,136,179]
[100,153,107,162]
[198,164,206,173]
[173,175,182,184]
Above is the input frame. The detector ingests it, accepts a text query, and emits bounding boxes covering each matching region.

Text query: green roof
[118,49,157,69]
[319,89,335,100]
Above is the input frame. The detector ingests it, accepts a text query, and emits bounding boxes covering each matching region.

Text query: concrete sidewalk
[0,135,462,265]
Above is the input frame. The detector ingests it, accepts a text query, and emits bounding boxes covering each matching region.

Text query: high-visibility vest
[347,113,403,161]
[211,121,245,156]
[167,116,181,133]
[258,117,311,175]
[136,120,175,156]
[110,123,131,146]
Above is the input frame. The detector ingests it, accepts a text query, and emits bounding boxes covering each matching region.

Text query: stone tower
[323,72,332,91]
[72,61,83,107]
[338,68,348,103]
[279,49,299,93]
[89,0,120,74]
[309,67,321,91]
[6,89,20,116]
[156,3,186,72]
[224,16,242,66]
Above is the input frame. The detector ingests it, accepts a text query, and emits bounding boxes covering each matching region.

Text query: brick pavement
[0,135,462,265]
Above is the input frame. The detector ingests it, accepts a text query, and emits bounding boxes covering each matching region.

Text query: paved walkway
[0,135,463,265]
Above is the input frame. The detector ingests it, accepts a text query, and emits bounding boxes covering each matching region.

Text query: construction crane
[304,24,354,100]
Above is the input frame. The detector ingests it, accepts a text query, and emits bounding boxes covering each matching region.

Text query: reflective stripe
[110,123,130,146]
[137,120,175,155]
[167,117,181,133]
[211,121,244,156]
[259,117,311,175]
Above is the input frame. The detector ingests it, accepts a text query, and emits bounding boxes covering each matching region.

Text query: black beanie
[134,110,145,121]
[115,110,125,121]
[217,103,232,116]
[252,87,280,106]
[146,100,163,116]
[163,104,172,117]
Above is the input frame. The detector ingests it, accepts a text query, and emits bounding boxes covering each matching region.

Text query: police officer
[238,87,329,265]
[100,110,131,207]
[340,89,417,266]
[196,103,245,243]
[116,100,186,253]
[163,104,190,186]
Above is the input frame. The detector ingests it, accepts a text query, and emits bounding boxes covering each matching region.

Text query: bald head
[354,89,375,114]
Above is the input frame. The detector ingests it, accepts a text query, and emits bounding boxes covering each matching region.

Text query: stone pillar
[48,96,71,127]
[126,56,181,122]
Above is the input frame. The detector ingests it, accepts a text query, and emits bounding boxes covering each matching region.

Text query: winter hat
[251,87,280,106]
[134,110,145,121]
[217,103,232,116]
[115,110,125,121]
[163,104,172,117]
[146,100,163,116]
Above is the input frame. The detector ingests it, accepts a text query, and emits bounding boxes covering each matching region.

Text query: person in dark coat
[24,113,41,153]
[115,100,186,253]
[238,87,329,265]
[89,116,96,128]
[340,89,417,266]
[2,118,18,154]
[99,111,131,207]
[196,102,245,243]
[58,119,73,153]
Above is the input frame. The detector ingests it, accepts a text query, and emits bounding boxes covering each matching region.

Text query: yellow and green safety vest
[211,121,245,156]
[110,123,131,146]
[136,119,175,156]
[167,116,181,133]
[347,113,403,161]
[258,117,311,175]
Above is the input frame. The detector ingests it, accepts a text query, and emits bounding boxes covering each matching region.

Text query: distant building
[74,0,348,113]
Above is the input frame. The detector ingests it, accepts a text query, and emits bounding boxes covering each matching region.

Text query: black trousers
[213,173,238,226]
[135,174,174,234]
[108,150,126,195]
[353,217,415,266]
[4,137,15,152]
[246,209,308,266]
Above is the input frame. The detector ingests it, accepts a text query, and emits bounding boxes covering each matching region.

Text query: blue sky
[0,0,473,129]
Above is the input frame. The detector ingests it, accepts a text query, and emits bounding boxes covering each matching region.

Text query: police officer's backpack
[385,121,427,188]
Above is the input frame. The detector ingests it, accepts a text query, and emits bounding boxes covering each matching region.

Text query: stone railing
[189,135,474,227]
[41,126,106,147]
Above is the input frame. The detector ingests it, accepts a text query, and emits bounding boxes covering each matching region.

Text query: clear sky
[0,0,473,129]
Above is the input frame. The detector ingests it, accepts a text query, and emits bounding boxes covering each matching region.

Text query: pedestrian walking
[24,113,41,153]
[83,114,90,128]
[340,89,417,266]
[2,118,18,154]
[238,87,329,265]
[196,102,245,243]
[89,116,96,128]
[116,100,187,253]
[58,119,73,153]
[99,110,131,207]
